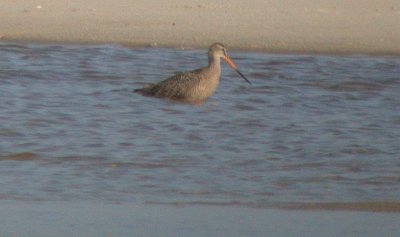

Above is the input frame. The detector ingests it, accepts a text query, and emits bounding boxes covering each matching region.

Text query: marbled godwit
[134,43,251,103]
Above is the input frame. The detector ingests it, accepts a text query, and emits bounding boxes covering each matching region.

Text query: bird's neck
[208,55,221,70]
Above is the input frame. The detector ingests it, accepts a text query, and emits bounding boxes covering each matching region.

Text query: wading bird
[134,42,251,103]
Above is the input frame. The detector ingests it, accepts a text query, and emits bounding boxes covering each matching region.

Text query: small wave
[146,200,400,212]
[0,152,38,161]
[278,201,400,212]
[324,81,384,92]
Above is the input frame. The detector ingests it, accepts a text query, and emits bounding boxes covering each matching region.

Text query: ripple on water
[0,43,399,205]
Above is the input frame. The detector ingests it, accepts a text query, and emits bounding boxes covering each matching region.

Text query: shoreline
[1,1,400,55]
[3,39,400,57]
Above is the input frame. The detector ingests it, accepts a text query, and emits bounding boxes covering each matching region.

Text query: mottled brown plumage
[135,43,250,103]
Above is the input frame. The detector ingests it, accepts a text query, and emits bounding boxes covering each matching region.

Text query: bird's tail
[134,84,155,97]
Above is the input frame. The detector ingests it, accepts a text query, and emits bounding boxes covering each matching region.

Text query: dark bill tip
[235,69,252,85]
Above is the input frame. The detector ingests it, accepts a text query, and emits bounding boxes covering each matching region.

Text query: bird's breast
[186,70,221,101]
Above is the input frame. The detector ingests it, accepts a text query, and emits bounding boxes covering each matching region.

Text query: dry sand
[1,0,400,54]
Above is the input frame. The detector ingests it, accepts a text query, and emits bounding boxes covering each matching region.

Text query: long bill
[224,55,252,85]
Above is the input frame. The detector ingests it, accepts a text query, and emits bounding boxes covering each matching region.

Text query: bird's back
[135,67,220,102]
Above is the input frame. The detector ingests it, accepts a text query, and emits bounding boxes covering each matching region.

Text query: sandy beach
[1,0,400,54]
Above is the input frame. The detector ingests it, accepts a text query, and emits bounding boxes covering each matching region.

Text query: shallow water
[0,43,399,205]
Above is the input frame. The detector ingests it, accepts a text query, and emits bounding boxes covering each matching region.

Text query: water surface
[0,43,399,206]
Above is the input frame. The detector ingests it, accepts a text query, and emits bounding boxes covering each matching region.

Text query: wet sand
[1,201,399,237]
[1,0,400,54]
